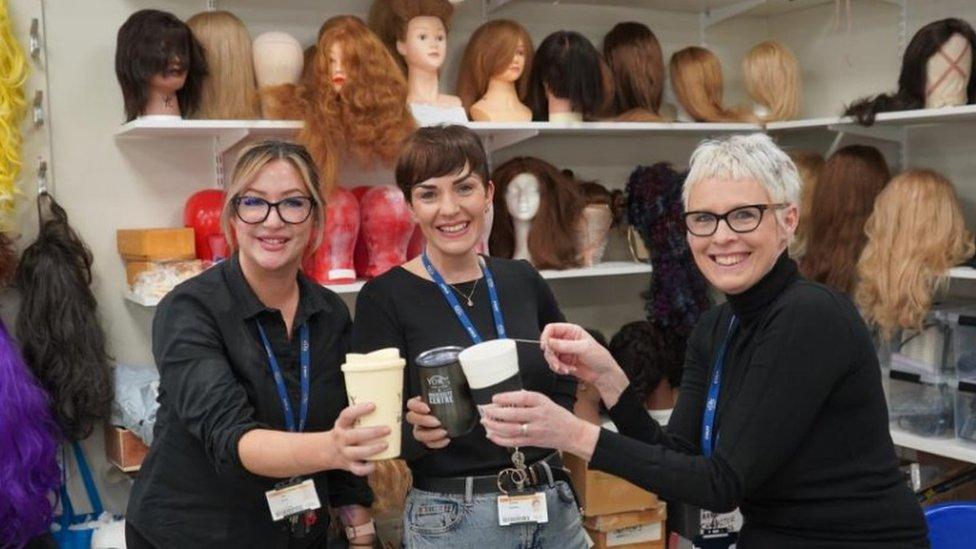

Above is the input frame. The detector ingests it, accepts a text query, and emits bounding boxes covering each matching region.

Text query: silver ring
[520,423,528,436]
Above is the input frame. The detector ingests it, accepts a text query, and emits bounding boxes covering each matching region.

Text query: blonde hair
[788,151,825,259]
[669,47,752,122]
[220,140,325,254]
[856,169,974,341]
[743,40,801,122]
[0,1,26,230]
[187,10,260,119]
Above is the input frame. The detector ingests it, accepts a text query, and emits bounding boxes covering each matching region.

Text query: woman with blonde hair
[856,169,975,341]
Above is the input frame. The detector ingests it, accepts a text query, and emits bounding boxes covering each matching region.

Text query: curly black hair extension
[609,320,686,404]
[15,192,113,440]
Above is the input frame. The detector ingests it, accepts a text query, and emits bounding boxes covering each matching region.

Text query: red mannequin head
[359,185,414,278]
[306,187,360,283]
[184,189,226,260]
[407,225,425,260]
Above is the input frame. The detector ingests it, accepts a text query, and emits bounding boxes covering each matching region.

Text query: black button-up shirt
[127,254,372,548]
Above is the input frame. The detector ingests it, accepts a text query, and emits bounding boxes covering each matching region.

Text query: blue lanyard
[256,322,310,433]
[701,315,738,458]
[422,251,507,344]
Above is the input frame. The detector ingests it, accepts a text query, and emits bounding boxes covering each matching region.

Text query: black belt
[412,453,572,496]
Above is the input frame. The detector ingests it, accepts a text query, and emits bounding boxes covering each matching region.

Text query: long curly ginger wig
[298,15,414,195]
[856,169,974,340]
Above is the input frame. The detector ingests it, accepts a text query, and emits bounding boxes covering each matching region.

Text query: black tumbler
[416,346,477,438]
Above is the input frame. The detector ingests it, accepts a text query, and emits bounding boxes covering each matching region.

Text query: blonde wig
[669,46,752,122]
[742,40,801,122]
[298,15,415,196]
[788,151,825,259]
[856,169,974,340]
[186,10,260,119]
[0,1,26,231]
[456,19,534,112]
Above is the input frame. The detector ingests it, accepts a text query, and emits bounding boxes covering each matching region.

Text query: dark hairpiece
[527,30,607,121]
[609,320,685,403]
[603,22,664,116]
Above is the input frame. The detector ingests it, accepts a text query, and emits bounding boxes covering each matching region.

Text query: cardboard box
[104,425,149,472]
[584,505,667,549]
[564,452,658,516]
[117,228,195,261]
[125,260,155,286]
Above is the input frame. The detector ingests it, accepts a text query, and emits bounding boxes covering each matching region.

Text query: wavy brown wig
[527,31,610,121]
[456,19,534,112]
[857,170,974,340]
[788,151,825,259]
[669,46,752,122]
[186,10,260,119]
[603,22,664,120]
[799,145,890,294]
[845,18,976,125]
[115,9,207,122]
[490,157,583,269]
[743,40,801,122]
[298,15,415,195]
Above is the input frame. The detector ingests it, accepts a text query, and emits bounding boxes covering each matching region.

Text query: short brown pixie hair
[395,125,490,201]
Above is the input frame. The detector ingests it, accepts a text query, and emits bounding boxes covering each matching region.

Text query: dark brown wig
[115,9,207,122]
[845,18,976,125]
[799,145,891,294]
[489,157,583,269]
[526,31,609,121]
[603,22,664,119]
[14,192,113,440]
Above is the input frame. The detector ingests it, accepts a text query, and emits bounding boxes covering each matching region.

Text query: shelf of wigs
[121,260,653,307]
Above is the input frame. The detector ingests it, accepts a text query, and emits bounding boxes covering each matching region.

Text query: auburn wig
[490,157,584,269]
[368,0,454,73]
[845,18,976,125]
[669,46,751,122]
[743,40,801,122]
[186,10,260,119]
[527,31,609,121]
[603,22,664,120]
[856,169,974,340]
[788,151,825,259]
[298,15,415,195]
[456,19,534,111]
[799,145,891,294]
[115,9,207,122]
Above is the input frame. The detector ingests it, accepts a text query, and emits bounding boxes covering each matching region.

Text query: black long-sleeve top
[127,254,373,548]
[351,257,576,478]
[591,253,928,548]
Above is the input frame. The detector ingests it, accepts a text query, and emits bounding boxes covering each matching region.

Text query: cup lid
[416,346,464,368]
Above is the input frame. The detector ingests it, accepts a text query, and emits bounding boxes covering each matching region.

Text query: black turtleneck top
[590,253,928,548]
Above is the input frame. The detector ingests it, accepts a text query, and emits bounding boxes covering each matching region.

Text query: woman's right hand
[328,402,392,476]
[541,322,630,407]
[405,396,450,450]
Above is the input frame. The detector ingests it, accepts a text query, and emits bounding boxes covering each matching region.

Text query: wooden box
[116,228,195,261]
[584,505,667,549]
[563,452,658,517]
[105,425,149,473]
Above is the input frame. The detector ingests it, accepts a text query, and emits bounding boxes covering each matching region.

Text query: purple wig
[626,162,711,336]
[0,318,62,547]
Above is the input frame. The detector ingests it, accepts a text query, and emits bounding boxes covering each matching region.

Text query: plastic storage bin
[956,381,976,446]
[878,315,950,376]
[888,359,955,438]
[946,312,976,383]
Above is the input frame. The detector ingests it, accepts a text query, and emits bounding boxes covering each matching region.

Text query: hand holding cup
[329,402,392,476]
[406,396,450,449]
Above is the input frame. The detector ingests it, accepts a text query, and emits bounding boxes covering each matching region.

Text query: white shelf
[950,267,976,281]
[891,428,976,465]
[123,289,162,308]
[488,0,833,16]
[114,118,303,152]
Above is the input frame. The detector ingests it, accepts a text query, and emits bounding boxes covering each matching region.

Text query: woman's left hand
[481,390,599,459]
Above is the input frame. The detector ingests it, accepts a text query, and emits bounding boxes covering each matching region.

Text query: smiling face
[505,173,541,222]
[686,177,797,295]
[409,164,494,261]
[397,15,447,73]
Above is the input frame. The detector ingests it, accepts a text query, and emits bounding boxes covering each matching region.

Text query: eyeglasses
[233,195,315,224]
[682,203,787,237]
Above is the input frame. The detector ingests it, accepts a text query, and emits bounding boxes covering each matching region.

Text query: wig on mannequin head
[856,169,974,341]
[669,46,751,122]
[14,192,113,441]
[115,9,207,122]
[603,22,664,121]
[186,10,260,119]
[368,0,454,73]
[787,151,825,260]
[626,163,711,334]
[0,317,60,548]
[845,18,976,125]
[799,145,890,294]
[456,19,534,111]
[489,157,584,269]
[743,40,801,122]
[298,15,414,195]
[609,320,685,406]
[527,31,609,121]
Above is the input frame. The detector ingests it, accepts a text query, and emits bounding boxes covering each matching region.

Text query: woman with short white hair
[482,134,929,547]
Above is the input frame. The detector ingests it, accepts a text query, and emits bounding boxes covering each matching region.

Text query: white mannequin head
[252,32,304,88]
[926,32,972,108]
[505,173,541,222]
[396,15,447,74]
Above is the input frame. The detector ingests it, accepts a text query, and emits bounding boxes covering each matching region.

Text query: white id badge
[265,479,322,521]
[497,492,548,526]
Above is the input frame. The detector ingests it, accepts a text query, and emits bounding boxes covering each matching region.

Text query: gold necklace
[448,277,479,307]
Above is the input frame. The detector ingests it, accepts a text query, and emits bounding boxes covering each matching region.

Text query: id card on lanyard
[701,315,738,458]
[422,252,507,343]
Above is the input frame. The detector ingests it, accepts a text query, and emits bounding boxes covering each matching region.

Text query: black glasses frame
[233,196,315,225]
[683,203,788,237]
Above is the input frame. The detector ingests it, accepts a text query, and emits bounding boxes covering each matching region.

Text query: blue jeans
[403,481,588,548]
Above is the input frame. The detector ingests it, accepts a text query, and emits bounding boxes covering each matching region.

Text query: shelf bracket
[28,18,41,59]
[700,0,766,43]
[479,129,538,153]
[485,0,515,14]
[827,123,904,143]
[32,90,44,126]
